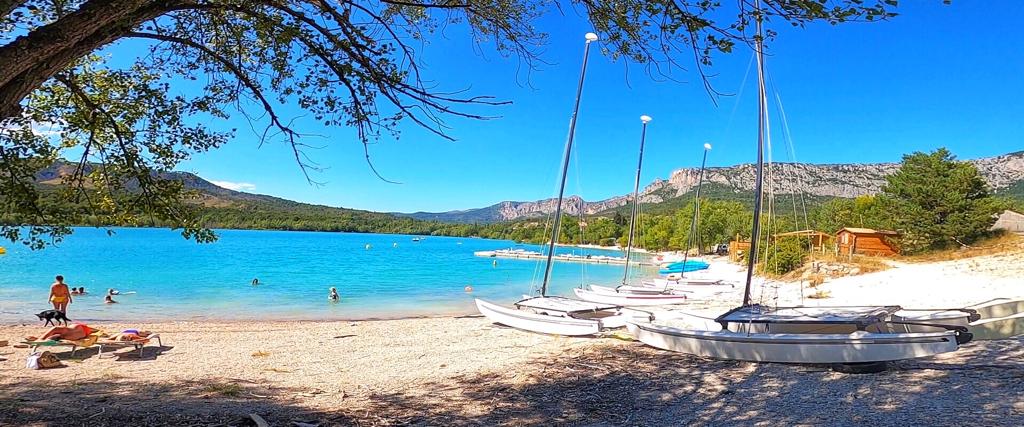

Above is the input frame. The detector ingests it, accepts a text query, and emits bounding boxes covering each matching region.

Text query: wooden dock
[474,250,652,266]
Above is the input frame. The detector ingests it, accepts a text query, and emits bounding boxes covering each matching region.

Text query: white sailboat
[893,298,1024,340]
[575,125,731,305]
[475,33,637,336]
[625,4,974,365]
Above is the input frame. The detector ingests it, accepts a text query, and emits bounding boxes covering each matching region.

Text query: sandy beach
[3,247,1023,426]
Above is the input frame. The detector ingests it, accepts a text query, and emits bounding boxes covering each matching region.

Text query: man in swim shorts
[49,275,72,313]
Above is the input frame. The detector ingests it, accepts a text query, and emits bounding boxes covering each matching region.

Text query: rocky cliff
[403,151,1024,223]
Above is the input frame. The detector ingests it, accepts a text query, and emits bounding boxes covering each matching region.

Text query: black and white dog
[36,310,71,326]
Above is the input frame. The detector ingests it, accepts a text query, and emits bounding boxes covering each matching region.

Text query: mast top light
[640,115,652,123]
[704,143,712,150]
[585,33,599,42]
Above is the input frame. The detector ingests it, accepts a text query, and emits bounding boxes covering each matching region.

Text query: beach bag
[26,351,62,370]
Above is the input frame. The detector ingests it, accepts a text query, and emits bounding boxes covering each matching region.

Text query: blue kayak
[659,265,709,274]
[659,260,710,274]
[665,260,709,269]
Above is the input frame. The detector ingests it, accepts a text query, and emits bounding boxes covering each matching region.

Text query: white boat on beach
[625,8,973,366]
[476,297,635,336]
[475,33,632,336]
[627,307,967,364]
[644,277,724,287]
[893,298,1024,340]
[573,285,692,306]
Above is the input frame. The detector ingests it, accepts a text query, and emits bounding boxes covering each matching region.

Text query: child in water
[328,287,340,302]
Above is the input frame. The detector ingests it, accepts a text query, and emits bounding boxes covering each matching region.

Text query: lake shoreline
[3,247,1024,425]
[0,228,641,324]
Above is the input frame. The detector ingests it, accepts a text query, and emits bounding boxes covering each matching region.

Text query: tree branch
[0,0,27,18]
[126,30,318,183]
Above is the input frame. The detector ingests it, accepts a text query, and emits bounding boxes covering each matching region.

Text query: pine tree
[880,148,1001,253]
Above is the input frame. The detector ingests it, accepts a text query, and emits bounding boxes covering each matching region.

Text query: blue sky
[152,2,1023,212]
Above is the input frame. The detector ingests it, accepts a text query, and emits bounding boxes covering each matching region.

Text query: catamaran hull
[475,299,628,336]
[896,299,1024,340]
[573,287,690,306]
[626,321,961,364]
[645,278,723,287]
[587,284,729,299]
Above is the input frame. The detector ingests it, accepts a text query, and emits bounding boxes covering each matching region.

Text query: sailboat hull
[894,298,1024,340]
[626,320,961,363]
[475,298,628,336]
[573,287,690,306]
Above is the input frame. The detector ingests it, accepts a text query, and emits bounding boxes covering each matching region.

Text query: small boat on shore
[664,259,709,270]
[628,305,972,364]
[476,297,634,336]
[626,8,973,365]
[574,285,692,306]
[475,33,634,336]
[643,277,725,288]
[893,298,1024,340]
[659,261,710,275]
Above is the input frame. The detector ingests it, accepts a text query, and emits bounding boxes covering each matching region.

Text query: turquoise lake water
[0,228,651,323]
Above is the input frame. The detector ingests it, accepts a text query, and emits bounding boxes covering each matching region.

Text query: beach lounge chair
[21,334,102,357]
[97,332,162,358]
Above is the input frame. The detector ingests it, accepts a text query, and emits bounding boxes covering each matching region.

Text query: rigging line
[770,72,806,236]
[572,122,588,285]
[531,159,563,295]
[758,23,780,308]
[723,52,758,141]
[765,68,812,233]
[742,0,769,306]
[538,34,597,297]
[771,87,812,236]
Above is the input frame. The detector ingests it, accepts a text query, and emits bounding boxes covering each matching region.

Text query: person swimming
[252,278,259,286]
[328,287,340,302]
[104,294,117,304]
[107,288,120,296]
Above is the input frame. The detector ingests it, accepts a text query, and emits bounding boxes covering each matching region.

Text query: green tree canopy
[811,195,890,234]
[1,0,898,248]
[879,148,1001,253]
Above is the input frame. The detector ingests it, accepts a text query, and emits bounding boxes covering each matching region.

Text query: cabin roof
[997,209,1024,218]
[837,227,900,236]
[776,230,830,237]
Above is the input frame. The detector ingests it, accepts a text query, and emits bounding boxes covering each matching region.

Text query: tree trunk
[0,0,174,120]
[0,0,27,19]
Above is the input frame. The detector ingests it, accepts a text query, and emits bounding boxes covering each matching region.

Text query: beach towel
[26,351,62,370]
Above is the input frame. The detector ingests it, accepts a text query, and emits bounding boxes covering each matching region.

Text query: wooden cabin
[729,235,751,262]
[836,227,900,256]
[990,210,1024,234]
[774,230,832,254]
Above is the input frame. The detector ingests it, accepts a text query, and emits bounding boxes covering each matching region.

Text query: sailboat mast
[743,4,769,306]
[680,143,711,277]
[540,33,599,297]
[622,115,652,285]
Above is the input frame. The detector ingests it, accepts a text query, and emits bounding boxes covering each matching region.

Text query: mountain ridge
[397,150,1024,223]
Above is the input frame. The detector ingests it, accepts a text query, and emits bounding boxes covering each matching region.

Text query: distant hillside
[33,162,447,235]
[403,150,1024,223]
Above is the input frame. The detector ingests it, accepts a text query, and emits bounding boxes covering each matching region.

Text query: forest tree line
[189,148,1017,270]
[4,149,1015,264]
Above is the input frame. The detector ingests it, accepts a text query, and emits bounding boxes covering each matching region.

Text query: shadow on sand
[2,337,1022,426]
